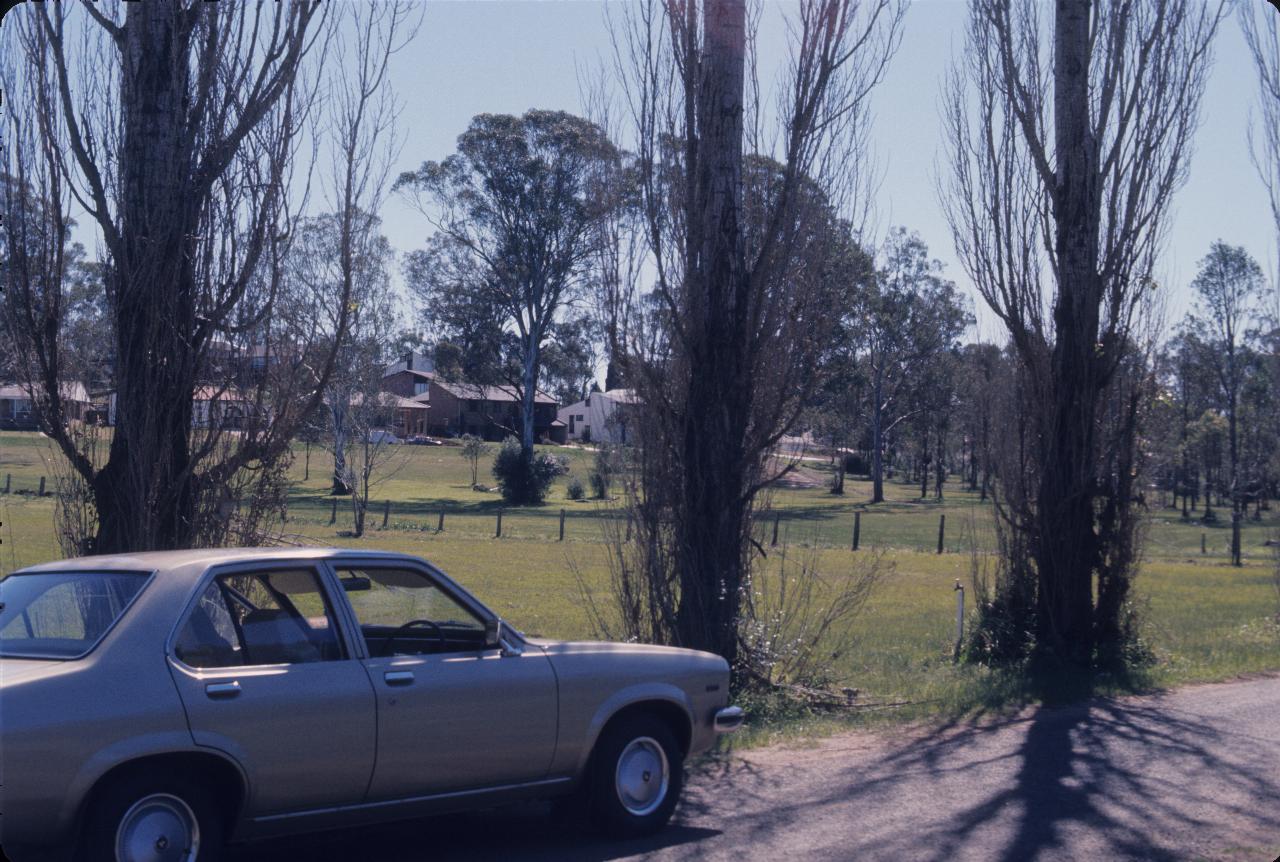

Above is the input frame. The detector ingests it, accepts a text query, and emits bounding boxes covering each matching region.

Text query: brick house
[427,380,564,443]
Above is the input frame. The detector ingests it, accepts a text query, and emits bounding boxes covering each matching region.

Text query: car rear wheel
[81,772,224,862]
[589,714,684,838]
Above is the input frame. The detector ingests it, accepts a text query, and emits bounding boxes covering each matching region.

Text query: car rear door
[328,561,559,802]
[167,563,378,816]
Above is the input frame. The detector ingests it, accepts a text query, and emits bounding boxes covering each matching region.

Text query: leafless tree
[1242,1,1280,259]
[607,0,905,668]
[581,73,648,391]
[1,1,417,553]
[941,0,1223,664]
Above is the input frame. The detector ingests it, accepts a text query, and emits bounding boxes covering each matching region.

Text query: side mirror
[340,576,371,592]
[485,617,523,657]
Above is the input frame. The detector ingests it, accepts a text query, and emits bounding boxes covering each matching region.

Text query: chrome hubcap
[115,793,200,862]
[615,736,670,816]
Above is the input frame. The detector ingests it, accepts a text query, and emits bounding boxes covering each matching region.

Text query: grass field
[3,429,1278,739]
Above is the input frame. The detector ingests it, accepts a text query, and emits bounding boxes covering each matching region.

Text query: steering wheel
[383,618,447,656]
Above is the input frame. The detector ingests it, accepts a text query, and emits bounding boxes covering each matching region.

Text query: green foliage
[491,437,562,505]
[589,445,620,499]
[458,434,493,487]
[566,475,586,501]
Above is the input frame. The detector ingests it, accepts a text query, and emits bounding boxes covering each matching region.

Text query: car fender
[61,733,249,835]
[575,682,694,775]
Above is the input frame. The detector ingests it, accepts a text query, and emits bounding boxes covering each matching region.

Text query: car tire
[588,713,684,838]
[80,771,225,862]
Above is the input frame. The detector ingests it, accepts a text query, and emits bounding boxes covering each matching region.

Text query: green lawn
[3,429,1278,739]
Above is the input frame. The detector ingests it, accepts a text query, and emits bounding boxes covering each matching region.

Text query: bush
[843,453,869,476]
[566,476,586,500]
[590,445,620,499]
[491,437,561,505]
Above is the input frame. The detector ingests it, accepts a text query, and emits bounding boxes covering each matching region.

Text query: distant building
[557,389,639,445]
[427,380,564,443]
[381,351,436,402]
[379,352,563,443]
[106,386,260,430]
[0,381,91,429]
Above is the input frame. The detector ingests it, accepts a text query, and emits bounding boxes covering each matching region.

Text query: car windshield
[0,571,148,659]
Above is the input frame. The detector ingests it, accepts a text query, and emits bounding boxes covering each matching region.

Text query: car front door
[167,564,378,816]
[330,562,559,802]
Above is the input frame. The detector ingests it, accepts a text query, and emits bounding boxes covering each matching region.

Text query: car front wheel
[589,714,684,838]
[81,772,224,862]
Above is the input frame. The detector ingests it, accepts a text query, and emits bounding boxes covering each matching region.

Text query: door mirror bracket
[485,617,523,657]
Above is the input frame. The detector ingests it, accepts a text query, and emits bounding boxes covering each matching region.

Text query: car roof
[12,547,418,575]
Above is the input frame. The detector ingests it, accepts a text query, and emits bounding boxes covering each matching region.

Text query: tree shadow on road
[687,685,1280,861]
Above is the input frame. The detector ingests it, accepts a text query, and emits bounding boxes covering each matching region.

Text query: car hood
[530,639,729,670]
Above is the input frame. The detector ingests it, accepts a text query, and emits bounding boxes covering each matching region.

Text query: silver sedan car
[0,548,742,862]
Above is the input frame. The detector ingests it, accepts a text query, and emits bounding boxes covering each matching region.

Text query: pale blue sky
[380,0,1277,342]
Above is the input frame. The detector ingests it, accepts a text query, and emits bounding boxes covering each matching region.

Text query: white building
[557,389,639,445]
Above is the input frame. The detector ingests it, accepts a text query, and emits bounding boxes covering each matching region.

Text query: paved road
[233,676,1280,861]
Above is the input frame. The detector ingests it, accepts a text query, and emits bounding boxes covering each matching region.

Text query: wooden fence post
[3,474,10,494]
[496,510,503,538]
[329,498,337,525]
[1201,533,1206,555]
[937,514,946,554]
[437,509,445,532]
[771,511,780,547]
[559,509,566,542]
[381,499,391,529]
[38,476,46,497]
[852,511,861,551]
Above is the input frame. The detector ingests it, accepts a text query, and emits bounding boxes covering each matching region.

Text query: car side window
[173,568,345,668]
[336,567,486,658]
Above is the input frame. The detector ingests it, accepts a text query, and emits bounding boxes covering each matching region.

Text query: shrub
[491,437,560,504]
[843,453,869,476]
[590,445,620,499]
[566,476,586,500]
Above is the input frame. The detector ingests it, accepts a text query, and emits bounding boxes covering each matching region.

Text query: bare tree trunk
[1034,0,1102,663]
[871,374,885,503]
[673,0,749,665]
[90,2,200,552]
[332,402,351,495]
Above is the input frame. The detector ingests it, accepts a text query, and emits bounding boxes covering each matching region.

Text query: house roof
[386,368,436,381]
[433,380,557,405]
[390,395,429,411]
[346,391,430,410]
[0,381,91,403]
[601,388,640,404]
[560,388,641,412]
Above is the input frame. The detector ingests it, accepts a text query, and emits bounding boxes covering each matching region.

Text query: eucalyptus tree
[942,0,1224,664]
[396,110,618,501]
[854,229,971,504]
[1184,242,1268,565]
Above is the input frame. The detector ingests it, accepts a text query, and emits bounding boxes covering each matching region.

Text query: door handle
[206,681,241,699]
[384,670,415,687]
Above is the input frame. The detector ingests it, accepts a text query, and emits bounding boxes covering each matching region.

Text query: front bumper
[714,705,745,733]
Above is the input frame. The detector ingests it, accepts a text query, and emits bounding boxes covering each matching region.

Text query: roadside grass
[3,430,1278,740]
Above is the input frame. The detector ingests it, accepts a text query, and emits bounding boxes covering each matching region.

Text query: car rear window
[0,571,148,659]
